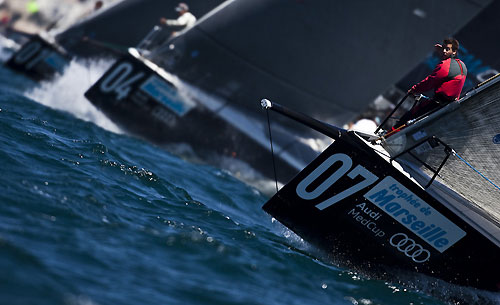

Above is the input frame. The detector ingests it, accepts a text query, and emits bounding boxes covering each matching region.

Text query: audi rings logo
[389,233,431,263]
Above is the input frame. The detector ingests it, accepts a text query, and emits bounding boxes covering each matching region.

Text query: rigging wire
[265,109,279,193]
[452,150,500,192]
[373,147,391,158]
[378,133,500,194]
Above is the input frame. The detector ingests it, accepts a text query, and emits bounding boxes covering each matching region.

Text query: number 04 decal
[296,153,378,210]
[99,62,145,100]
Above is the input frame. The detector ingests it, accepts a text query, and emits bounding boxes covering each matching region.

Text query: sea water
[0,47,498,305]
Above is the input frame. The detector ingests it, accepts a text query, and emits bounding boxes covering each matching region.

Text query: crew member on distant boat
[159,2,196,37]
[393,38,467,129]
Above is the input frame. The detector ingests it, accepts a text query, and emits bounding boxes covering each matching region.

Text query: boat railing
[374,94,431,141]
[374,93,409,134]
[136,25,164,53]
[390,135,452,189]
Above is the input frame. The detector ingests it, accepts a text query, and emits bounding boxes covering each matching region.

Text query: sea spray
[25,58,122,134]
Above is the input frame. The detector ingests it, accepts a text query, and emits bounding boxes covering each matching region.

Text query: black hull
[263,132,499,291]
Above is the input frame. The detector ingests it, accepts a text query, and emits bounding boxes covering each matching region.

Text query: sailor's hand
[434,43,443,53]
[159,17,167,25]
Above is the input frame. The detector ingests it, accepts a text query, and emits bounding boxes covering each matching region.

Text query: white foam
[0,35,19,62]
[25,58,123,134]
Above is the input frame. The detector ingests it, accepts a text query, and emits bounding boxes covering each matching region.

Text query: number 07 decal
[296,153,378,210]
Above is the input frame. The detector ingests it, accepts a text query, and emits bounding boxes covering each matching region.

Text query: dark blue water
[0,49,498,305]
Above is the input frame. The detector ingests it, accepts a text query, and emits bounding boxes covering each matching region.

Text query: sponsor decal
[389,233,430,263]
[411,130,428,141]
[493,134,500,144]
[292,150,465,256]
[347,203,385,238]
[296,153,378,210]
[364,176,466,252]
[140,75,195,116]
[43,52,67,73]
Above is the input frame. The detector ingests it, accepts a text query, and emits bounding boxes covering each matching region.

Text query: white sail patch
[364,176,466,252]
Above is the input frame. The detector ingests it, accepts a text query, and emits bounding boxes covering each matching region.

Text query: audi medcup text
[348,203,385,238]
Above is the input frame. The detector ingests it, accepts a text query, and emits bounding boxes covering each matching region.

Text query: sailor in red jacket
[394,38,467,128]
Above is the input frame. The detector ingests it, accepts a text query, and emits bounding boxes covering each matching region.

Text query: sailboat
[83,0,493,185]
[260,74,500,292]
[3,0,224,81]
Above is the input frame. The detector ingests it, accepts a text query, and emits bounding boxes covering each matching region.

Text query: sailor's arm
[411,60,448,94]
[163,14,190,27]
